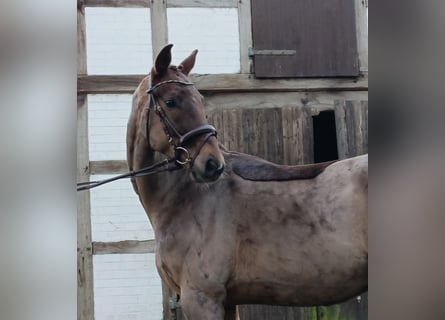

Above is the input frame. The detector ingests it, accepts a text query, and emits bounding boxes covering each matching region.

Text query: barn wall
[85,6,243,320]
[79,2,368,320]
[85,8,153,75]
[93,254,163,320]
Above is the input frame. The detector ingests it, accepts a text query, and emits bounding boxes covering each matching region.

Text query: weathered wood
[84,0,150,7]
[334,100,368,159]
[77,3,87,75]
[77,3,94,320]
[92,240,156,254]
[238,108,283,163]
[77,94,94,320]
[355,0,368,72]
[204,92,368,112]
[239,296,367,320]
[162,283,184,320]
[151,0,168,59]
[251,0,359,77]
[238,305,317,320]
[77,75,145,94]
[89,160,129,174]
[238,0,253,73]
[77,73,368,94]
[162,281,170,320]
[167,0,238,8]
[282,106,314,165]
[208,108,245,153]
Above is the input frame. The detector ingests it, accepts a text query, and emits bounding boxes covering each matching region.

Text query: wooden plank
[334,100,368,159]
[167,0,238,8]
[92,240,156,254]
[77,94,94,320]
[77,73,368,94]
[90,160,129,174]
[151,0,168,59]
[282,106,313,165]
[355,0,368,72]
[238,305,317,320]
[77,3,87,75]
[208,108,245,152]
[77,3,94,320]
[251,0,359,77]
[239,108,283,163]
[77,75,145,94]
[84,0,150,7]
[238,0,253,73]
[222,108,244,152]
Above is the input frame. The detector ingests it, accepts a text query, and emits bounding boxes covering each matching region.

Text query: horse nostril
[204,158,224,179]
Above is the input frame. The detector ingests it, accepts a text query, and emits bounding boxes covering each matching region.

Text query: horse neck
[137,150,192,225]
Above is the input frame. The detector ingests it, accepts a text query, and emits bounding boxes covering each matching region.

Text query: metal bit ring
[175,147,191,165]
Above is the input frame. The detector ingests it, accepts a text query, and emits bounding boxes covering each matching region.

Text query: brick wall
[93,254,163,320]
[85,8,152,75]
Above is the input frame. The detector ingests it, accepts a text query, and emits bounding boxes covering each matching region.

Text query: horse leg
[224,305,239,320]
[180,288,225,320]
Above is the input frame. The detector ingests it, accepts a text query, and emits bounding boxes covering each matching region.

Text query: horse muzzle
[204,157,225,180]
[191,147,225,183]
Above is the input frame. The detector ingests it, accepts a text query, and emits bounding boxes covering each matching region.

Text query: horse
[127,44,368,320]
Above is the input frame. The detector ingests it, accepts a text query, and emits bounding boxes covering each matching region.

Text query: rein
[76,159,180,192]
[77,77,217,192]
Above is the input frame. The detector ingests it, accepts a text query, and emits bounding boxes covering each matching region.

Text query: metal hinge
[248,47,296,57]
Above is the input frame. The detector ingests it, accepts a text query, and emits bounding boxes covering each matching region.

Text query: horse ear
[178,49,198,76]
[153,44,173,78]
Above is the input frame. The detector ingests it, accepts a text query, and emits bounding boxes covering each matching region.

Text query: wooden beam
[77,2,87,75]
[238,0,253,73]
[77,95,94,320]
[334,100,368,159]
[355,0,368,72]
[92,240,156,254]
[77,73,368,94]
[78,74,145,94]
[84,0,150,7]
[77,4,94,320]
[151,0,169,58]
[167,0,238,8]
[90,160,129,174]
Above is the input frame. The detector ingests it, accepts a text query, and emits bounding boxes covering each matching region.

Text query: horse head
[146,44,225,182]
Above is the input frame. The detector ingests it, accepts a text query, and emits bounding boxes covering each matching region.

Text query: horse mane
[221,146,335,181]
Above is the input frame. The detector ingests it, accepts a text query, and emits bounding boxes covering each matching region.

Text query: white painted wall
[93,254,163,320]
[90,175,153,242]
[168,8,240,74]
[85,8,152,75]
[85,7,240,320]
[88,94,131,161]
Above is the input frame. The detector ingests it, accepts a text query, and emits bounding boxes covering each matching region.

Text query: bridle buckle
[175,147,191,166]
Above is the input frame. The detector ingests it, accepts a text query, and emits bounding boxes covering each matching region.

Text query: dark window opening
[313,111,338,163]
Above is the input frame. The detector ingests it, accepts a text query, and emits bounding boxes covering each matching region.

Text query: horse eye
[165,100,176,108]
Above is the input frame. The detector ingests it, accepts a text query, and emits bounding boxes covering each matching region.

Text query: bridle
[77,77,218,192]
[147,79,217,166]
[146,77,217,167]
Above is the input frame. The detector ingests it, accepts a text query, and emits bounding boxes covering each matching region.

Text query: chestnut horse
[127,44,368,320]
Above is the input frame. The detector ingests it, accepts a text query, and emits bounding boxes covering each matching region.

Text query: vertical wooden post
[77,3,94,320]
[151,0,169,59]
[355,0,368,72]
[238,0,253,74]
[334,100,368,160]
